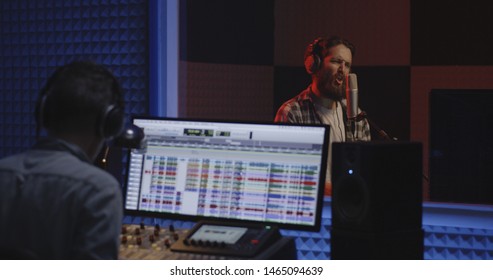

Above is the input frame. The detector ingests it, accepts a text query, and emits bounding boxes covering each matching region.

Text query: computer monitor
[123,117,329,232]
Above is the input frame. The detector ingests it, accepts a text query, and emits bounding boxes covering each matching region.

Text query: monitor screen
[123,117,329,231]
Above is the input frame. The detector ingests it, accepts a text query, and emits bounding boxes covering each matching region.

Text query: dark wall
[178,0,275,121]
[411,0,493,65]
[180,0,274,65]
[0,0,150,158]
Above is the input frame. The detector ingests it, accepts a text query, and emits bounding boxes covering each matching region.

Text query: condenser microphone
[346,73,358,120]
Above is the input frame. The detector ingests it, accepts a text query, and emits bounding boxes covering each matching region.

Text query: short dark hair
[305,36,356,61]
[37,61,124,136]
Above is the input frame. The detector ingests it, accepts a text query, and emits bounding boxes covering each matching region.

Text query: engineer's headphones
[305,37,324,74]
[36,85,125,140]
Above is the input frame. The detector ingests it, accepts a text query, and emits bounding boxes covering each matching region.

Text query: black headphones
[305,37,324,74]
[97,102,125,139]
[36,84,125,140]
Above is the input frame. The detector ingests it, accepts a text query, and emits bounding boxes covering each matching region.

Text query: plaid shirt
[274,86,371,141]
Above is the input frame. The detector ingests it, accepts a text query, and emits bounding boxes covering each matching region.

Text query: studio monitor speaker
[331,142,423,259]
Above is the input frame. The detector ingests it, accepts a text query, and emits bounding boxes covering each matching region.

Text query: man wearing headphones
[0,61,125,259]
[274,36,371,196]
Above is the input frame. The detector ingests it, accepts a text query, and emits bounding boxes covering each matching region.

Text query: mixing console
[118,223,296,260]
[119,223,218,260]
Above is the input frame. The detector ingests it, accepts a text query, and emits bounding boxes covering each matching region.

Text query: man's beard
[316,73,346,101]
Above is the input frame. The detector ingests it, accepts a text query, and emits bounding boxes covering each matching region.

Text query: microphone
[346,73,358,120]
[98,124,146,170]
[113,124,146,149]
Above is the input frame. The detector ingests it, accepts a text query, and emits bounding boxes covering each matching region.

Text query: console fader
[119,223,229,260]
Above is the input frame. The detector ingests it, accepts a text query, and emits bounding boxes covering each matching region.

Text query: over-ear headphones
[36,83,125,140]
[98,103,125,139]
[305,37,324,74]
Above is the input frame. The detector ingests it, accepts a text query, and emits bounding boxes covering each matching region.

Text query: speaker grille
[333,174,369,224]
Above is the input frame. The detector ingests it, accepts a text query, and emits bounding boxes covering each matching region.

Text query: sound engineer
[274,36,371,196]
[0,61,124,259]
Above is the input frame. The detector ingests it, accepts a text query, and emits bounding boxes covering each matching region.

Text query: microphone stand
[356,111,396,141]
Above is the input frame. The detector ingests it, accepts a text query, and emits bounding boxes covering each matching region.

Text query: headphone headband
[305,37,325,74]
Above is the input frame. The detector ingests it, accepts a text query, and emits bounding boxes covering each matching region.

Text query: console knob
[164,238,171,248]
[136,236,142,245]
